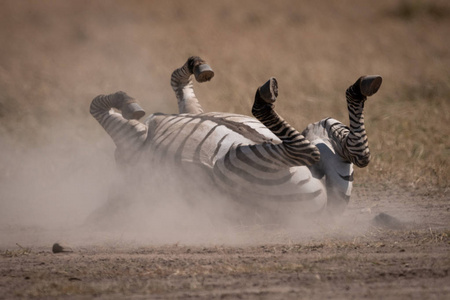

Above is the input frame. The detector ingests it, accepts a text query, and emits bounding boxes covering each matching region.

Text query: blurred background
[0,0,448,237]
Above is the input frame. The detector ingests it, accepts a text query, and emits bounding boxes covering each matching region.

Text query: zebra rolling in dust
[90,56,382,225]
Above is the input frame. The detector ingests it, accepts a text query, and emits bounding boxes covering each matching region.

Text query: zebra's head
[310,141,353,214]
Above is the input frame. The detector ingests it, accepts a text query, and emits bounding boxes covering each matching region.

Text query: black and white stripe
[90,57,381,214]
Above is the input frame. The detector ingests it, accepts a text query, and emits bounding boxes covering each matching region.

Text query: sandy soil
[1,188,449,299]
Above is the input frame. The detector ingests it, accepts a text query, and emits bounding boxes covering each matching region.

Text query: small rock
[372,213,404,229]
[52,243,73,253]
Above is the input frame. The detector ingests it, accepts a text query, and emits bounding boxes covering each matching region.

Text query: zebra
[90,56,382,221]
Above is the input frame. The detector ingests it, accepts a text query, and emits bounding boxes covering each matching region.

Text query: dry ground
[1,188,449,299]
[0,0,449,299]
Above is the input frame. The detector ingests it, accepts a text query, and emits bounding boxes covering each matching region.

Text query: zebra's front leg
[340,75,382,167]
[171,56,215,114]
[252,78,320,167]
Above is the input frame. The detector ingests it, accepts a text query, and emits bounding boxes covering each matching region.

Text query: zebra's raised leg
[90,91,148,167]
[251,78,321,167]
[171,56,215,114]
[340,75,382,167]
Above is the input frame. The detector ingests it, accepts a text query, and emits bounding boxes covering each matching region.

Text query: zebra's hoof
[360,75,382,97]
[258,77,278,103]
[194,64,215,83]
[122,102,146,120]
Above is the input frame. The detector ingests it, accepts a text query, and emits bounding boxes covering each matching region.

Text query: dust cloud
[0,120,372,249]
[0,121,113,246]
[0,1,379,250]
[0,109,370,248]
[0,132,247,247]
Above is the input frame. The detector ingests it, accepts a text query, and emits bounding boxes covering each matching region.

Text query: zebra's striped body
[90,56,381,217]
[140,112,326,212]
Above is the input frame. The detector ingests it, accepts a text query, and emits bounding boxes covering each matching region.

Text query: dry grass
[1,243,32,258]
[0,0,449,192]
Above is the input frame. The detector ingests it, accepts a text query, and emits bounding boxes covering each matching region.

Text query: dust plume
[0,119,374,249]
[0,122,326,248]
[3,0,446,250]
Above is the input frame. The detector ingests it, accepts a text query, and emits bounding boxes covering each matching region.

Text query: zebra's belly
[213,159,327,213]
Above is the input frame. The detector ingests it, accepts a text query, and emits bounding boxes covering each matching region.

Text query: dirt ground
[1,187,449,299]
[0,0,449,299]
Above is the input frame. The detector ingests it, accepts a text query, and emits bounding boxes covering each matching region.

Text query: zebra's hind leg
[171,56,215,114]
[343,75,382,167]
